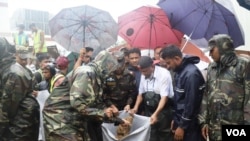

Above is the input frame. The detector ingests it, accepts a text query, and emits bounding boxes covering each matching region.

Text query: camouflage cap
[119,47,129,56]
[16,46,31,59]
[112,51,125,68]
[93,50,119,78]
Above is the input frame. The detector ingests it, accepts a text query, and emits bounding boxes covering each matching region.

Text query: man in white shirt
[131,56,174,141]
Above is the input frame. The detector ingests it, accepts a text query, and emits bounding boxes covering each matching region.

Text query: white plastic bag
[102,111,151,141]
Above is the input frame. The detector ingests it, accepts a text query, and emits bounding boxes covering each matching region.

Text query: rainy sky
[8,0,158,21]
[7,0,250,49]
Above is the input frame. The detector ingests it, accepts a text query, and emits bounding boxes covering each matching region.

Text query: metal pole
[148,14,154,57]
[182,12,206,52]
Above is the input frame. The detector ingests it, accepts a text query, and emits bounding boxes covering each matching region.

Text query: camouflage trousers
[208,129,222,141]
[208,126,222,141]
[0,96,40,141]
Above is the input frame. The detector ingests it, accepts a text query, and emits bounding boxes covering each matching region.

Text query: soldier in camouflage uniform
[103,51,137,111]
[43,50,126,141]
[0,38,16,98]
[0,38,40,141]
[0,38,16,139]
[198,34,250,141]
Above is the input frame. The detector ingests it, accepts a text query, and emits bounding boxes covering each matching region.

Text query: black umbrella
[49,5,118,53]
[237,0,250,10]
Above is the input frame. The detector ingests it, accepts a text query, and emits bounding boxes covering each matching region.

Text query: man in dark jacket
[161,45,205,141]
[127,48,144,114]
[127,48,141,89]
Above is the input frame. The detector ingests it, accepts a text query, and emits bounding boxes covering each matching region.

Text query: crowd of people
[0,23,249,141]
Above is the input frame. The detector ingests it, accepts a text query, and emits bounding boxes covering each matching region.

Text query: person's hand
[150,114,157,125]
[174,127,184,141]
[104,107,113,118]
[201,124,209,140]
[32,90,38,97]
[110,105,119,117]
[79,48,86,61]
[129,108,137,115]
[124,105,130,112]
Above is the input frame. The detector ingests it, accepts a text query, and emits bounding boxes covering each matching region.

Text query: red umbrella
[118,6,183,51]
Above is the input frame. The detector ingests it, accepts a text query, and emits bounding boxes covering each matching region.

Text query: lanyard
[146,76,155,92]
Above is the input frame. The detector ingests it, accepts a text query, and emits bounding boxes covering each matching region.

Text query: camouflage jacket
[199,53,250,140]
[43,51,121,137]
[0,63,40,141]
[103,69,137,110]
[0,38,16,98]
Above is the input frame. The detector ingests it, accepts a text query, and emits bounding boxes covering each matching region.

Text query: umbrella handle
[181,38,189,52]
[182,13,205,52]
[148,14,155,57]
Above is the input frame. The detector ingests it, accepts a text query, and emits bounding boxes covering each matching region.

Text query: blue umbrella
[157,0,244,47]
